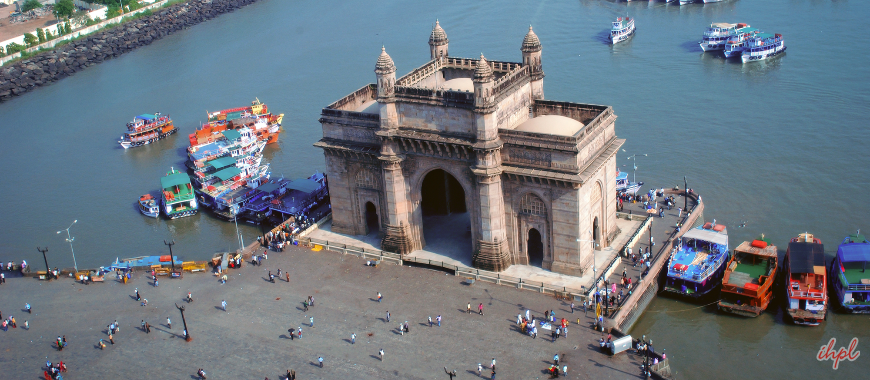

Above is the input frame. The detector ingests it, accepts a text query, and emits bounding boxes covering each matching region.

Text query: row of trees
[21,0,76,19]
[0,19,73,57]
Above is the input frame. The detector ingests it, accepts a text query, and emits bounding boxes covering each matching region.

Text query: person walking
[285,272,290,283]
[297,327,302,339]
[467,302,471,314]
[554,353,559,366]
[317,356,323,368]
[377,292,382,302]
[135,288,140,301]
[351,333,356,344]
[386,311,390,323]
[478,363,483,376]
[167,317,171,329]
[491,358,496,369]
[25,303,31,314]
[436,315,442,327]
[141,320,146,332]
[154,277,158,287]
[309,316,314,328]
[478,303,484,316]
[108,333,114,344]
[187,292,193,303]
[98,339,106,349]
[570,302,575,314]
[24,320,28,330]
[145,322,151,333]
[221,300,227,312]
[428,316,433,327]
[269,272,275,283]
[379,349,385,361]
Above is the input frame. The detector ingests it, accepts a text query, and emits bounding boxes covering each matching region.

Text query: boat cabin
[832,234,870,307]
[725,240,777,292]
[669,223,729,282]
[786,238,826,311]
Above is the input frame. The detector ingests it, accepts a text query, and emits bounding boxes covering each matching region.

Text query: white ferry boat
[611,17,635,45]
[703,0,725,3]
[700,23,748,51]
[741,33,786,63]
[679,0,694,4]
[723,27,760,58]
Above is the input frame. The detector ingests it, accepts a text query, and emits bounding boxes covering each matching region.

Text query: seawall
[0,0,261,102]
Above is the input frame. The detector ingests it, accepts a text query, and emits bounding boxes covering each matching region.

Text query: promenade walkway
[0,241,654,379]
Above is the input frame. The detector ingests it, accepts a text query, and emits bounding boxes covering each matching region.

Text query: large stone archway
[411,168,475,264]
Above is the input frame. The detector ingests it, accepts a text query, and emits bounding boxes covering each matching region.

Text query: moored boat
[138,194,159,218]
[722,26,760,58]
[611,17,635,45]
[616,170,643,195]
[829,233,870,313]
[741,33,786,63]
[119,113,177,149]
[187,128,266,170]
[663,221,731,299]
[783,233,826,325]
[699,23,748,52]
[161,168,198,219]
[718,236,778,317]
[679,0,694,4]
[108,255,183,270]
[190,98,284,146]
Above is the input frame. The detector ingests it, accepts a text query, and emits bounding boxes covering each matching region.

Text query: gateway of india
[315,22,624,276]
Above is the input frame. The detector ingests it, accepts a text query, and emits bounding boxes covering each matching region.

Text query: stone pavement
[309,216,642,293]
[0,242,654,379]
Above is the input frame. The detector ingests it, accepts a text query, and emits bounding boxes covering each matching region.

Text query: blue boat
[615,170,643,194]
[663,222,730,299]
[829,233,870,313]
[107,256,183,271]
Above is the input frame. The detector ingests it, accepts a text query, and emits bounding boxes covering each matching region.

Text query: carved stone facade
[315,23,624,275]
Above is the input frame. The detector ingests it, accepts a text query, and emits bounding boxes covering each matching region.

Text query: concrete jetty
[0,241,658,379]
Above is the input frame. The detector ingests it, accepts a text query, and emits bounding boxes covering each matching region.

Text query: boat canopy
[788,242,825,274]
[136,114,157,121]
[256,182,281,194]
[215,167,242,182]
[161,172,191,190]
[682,227,728,246]
[756,33,775,39]
[616,172,628,181]
[712,23,736,28]
[734,241,778,257]
[286,178,321,194]
[846,234,868,244]
[221,129,242,141]
[206,157,237,170]
[838,243,870,263]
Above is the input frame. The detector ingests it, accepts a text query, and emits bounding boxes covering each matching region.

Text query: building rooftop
[510,115,584,136]
[438,78,473,92]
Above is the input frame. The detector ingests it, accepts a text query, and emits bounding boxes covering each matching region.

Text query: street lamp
[57,220,78,273]
[175,303,192,342]
[623,150,648,185]
[231,204,244,252]
[683,176,688,212]
[37,247,49,279]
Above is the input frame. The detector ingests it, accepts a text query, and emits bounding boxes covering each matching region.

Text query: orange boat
[120,113,177,149]
[189,98,284,146]
[782,233,827,326]
[718,236,778,317]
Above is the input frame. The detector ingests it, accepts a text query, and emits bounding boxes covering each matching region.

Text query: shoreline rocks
[0,0,260,102]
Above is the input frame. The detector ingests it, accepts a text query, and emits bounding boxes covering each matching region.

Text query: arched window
[520,193,546,216]
[591,182,602,203]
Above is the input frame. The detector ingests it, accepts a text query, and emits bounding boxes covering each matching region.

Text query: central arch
[365,201,379,235]
[418,169,472,265]
[527,228,544,267]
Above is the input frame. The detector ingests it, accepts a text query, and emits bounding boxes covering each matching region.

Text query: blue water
[0,0,868,377]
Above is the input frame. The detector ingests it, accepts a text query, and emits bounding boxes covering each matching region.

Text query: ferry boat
[119,113,177,149]
[195,158,271,214]
[107,255,183,271]
[829,233,870,313]
[611,17,635,45]
[679,0,694,4]
[723,27,760,58]
[699,23,748,51]
[663,221,730,299]
[616,170,643,194]
[741,33,786,63]
[138,194,159,218]
[718,237,778,317]
[703,0,724,3]
[782,233,827,326]
[161,168,198,219]
[187,128,266,170]
[189,98,284,146]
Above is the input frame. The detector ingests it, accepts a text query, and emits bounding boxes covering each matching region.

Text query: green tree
[21,0,43,13]
[54,0,76,19]
[5,42,26,54]
[57,24,65,36]
[37,28,46,43]
[64,20,73,34]
[24,33,39,47]
[0,45,5,58]
[44,30,53,41]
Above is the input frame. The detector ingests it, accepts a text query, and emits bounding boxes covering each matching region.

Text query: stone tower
[471,54,511,271]
[429,20,449,61]
[521,26,544,100]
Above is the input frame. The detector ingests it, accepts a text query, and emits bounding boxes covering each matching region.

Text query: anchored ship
[119,113,177,149]
[783,233,827,326]
[829,232,870,313]
[663,221,730,299]
[718,236,778,317]
[741,33,786,63]
[190,98,284,146]
[161,168,198,219]
[611,17,635,44]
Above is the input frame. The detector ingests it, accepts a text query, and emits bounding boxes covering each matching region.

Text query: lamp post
[175,303,191,341]
[623,151,648,185]
[57,220,78,273]
[231,205,244,252]
[683,176,688,212]
[37,247,49,279]
[164,240,176,273]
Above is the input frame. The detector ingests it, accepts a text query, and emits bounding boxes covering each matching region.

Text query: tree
[64,20,73,34]
[24,33,39,47]
[37,28,46,44]
[21,0,43,13]
[54,0,76,20]
[45,30,53,41]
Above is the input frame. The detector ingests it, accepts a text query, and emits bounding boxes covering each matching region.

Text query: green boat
[161,168,198,219]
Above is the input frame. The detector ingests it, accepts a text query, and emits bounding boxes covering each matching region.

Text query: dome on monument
[514,115,584,136]
[375,46,396,74]
[521,26,542,52]
[473,54,493,81]
[429,20,448,45]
